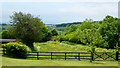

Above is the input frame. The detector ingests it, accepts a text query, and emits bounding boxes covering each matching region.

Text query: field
[2,56,118,66]
[33,41,116,52]
[1,41,119,66]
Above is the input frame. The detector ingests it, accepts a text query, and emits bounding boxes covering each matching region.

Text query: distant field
[2,56,118,66]
[0,24,66,31]
[55,27,66,31]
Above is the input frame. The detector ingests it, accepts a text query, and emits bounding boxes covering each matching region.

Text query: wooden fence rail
[27,51,91,61]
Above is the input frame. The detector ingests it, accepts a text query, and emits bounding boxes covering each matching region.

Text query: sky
[1,0,119,24]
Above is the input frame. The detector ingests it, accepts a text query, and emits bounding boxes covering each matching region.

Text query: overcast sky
[1,0,119,24]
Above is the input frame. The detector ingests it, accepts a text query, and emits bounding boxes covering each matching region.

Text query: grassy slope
[2,56,118,66]
[34,41,116,52]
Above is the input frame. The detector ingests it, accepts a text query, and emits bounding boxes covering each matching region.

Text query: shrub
[2,42,28,58]
[51,36,59,41]
[51,29,58,36]
[2,30,15,39]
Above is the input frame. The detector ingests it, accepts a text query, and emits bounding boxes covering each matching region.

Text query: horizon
[1,1,118,24]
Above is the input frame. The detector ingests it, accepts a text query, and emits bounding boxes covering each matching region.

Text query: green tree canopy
[51,29,58,36]
[10,12,48,51]
[59,15,119,49]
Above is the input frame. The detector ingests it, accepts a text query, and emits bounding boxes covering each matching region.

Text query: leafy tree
[10,12,47,51]
[59,16,119,49]
[51,29,58,36]
[99,15,119,48]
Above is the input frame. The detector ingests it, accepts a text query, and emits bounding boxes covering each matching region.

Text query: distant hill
[55,22,82,27]
[0,21,98,31]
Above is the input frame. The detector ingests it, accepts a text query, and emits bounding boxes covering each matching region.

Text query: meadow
[2,56,118,66]
[33,41,116,52]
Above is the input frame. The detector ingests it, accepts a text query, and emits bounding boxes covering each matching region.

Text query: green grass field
[2,56,118,66]
[1,41,119,66]
[33,41,116,52]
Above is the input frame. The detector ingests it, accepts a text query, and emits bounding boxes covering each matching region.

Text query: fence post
[90,47,95,62]
[2,47,6,55]
[37,52,39,60]
[65,53,66,60]
[78,53,80,60]
[116,51,119,61]
[90,52,93,62]
[51,52,53,59]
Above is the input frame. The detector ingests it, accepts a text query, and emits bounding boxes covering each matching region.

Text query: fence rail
[27,51,91,60]
[26,51,120,61]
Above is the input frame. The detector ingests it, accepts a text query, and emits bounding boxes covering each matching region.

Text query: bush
[50,36,59,41]
[2,42,28,58]
[2,30,15,39]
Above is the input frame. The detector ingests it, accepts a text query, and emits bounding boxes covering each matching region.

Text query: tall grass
[33,41,116,52]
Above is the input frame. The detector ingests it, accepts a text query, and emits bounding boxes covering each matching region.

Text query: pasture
[2,56,118,66]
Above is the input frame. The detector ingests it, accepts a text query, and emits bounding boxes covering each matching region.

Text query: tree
[99,15,119,49]
[51,29,58,36]
[10,12,47,51]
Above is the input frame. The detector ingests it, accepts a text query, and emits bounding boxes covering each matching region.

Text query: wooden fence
[0,47,120,61]
[26,51,120,61]
[27,51,91,61]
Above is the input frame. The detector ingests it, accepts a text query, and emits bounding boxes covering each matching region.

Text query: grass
[31,41,117,60]
[0,47,2,67]
[34,41,116,52]
[2,56,118,66]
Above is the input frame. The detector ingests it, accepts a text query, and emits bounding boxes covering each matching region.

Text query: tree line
[59,16,120,49]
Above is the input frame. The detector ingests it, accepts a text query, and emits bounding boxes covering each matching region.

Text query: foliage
[51,29,58,36]
[59,16,119,49]
[10,12,48,51]
[98,16,119,48]
[50,36,59,41]
[1,30,15,39]
[2,42,28,58]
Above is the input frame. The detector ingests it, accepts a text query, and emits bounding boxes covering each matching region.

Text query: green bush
[2,30,15,39]
[51,36,59,41]
[2,42,28,58]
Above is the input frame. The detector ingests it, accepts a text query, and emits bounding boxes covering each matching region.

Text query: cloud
[58,2,117,20]
[1,2,118,24]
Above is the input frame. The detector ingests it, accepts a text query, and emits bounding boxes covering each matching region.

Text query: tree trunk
[26,43,36,51]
